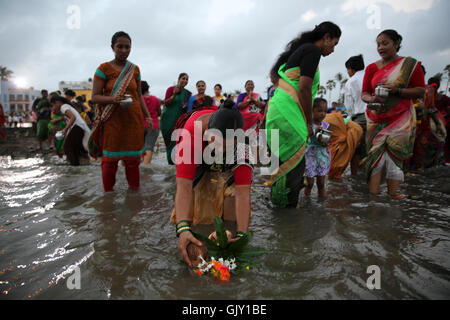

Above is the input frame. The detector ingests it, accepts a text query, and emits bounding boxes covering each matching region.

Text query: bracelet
[177,227,192,238]
[177,226,191,233]
[176,223,191,231]
[176,220,191,227]
[235,231,247,238]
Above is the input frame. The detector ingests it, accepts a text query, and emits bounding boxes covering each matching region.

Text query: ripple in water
[0,154,449,299]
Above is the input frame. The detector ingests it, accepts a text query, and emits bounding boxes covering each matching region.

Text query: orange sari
[94,62,145,161]
[325,113,363,179]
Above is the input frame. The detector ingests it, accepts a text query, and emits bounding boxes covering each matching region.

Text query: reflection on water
[0,154,449,300]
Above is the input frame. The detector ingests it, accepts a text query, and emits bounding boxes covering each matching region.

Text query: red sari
[362,57,425,179]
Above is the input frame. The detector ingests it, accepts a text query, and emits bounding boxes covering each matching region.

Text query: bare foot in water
[304,188,312,196]
[318,189,327,198]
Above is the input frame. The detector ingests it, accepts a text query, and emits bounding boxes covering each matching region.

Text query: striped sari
[266,63,320,208]
[365,57,423,180]
[89,61,143,160]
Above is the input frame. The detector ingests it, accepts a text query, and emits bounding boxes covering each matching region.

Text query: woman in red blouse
[361,29,426,199]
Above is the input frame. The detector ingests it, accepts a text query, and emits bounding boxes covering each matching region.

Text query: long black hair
[271,21,341,78]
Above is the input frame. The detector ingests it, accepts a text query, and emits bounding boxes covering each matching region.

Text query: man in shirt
[344,54,367,175]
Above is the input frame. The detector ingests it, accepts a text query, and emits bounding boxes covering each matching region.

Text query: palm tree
[335,72,348,100]
[317,85,326,98]
[0,66,14,81]
[326,79,336,102]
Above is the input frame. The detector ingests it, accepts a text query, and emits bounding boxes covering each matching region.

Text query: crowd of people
[3,24,449,267]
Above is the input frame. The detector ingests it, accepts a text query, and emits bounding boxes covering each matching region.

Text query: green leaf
[192,232,218,250]
[228,234,250,253]
[239,247,267,258]
[213,216,228,249]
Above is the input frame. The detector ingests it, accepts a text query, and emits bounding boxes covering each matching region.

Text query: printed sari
[160,87,191,165]
[265,63,320,208]
[89,61,143,160]
[410,85,446,170]
[325,113,363,179]
[364,57,424,180]
[237,93,264,131]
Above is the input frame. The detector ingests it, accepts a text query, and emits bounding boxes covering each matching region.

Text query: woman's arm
[175,177,204,267]
[298,76,313,136]
[237,94,250,110]
[62,109,76,134]
[164,86,180,106]
[254,96,266,110]
[398,87,426,100]
[91,77,123,105]
[234,185,251,233]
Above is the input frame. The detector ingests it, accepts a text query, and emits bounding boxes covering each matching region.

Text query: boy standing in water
[305,98,331,197]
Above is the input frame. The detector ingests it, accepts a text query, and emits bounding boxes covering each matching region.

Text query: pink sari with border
[365,57,421,179]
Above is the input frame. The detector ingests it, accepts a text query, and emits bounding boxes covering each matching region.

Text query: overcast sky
[1,0,449,101]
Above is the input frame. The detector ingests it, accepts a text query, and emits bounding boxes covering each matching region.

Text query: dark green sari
[160,88,191,165]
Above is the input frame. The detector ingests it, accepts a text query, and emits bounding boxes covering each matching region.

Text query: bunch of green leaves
[192,217,267,272]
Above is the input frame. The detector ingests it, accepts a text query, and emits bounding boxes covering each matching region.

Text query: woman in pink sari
[236,80,265,132]
[362,30,426,199]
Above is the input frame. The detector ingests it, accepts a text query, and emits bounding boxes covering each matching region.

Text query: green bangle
[177,227,190,234]
[177,225,191,231]
[177,228,192,238]
[176,220,191,227]
[235,231,247,238]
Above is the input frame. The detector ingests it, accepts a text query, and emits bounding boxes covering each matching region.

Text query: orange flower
[194,269,202,275]
[212,261,230,282]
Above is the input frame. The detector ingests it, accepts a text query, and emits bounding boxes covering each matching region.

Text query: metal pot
[120,94,133,109]
[375,85,389,98]
[55,131,65,140]
[316,128,332,144]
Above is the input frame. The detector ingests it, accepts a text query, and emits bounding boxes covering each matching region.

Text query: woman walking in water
[361,29,425,199]
[91,31,153,192]
[161,73,191,165]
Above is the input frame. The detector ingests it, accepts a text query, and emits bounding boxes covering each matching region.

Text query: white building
[0,80,41,114]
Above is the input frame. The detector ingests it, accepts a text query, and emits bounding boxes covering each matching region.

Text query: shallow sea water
[0,152,449,300]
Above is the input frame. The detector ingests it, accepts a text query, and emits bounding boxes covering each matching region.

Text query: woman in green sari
[266,22,341,208]
[161,73,191,165]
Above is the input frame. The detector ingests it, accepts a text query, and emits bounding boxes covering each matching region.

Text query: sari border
[270,144,306,183]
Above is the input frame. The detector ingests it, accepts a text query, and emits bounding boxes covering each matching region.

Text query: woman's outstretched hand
[178,231,204,267]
